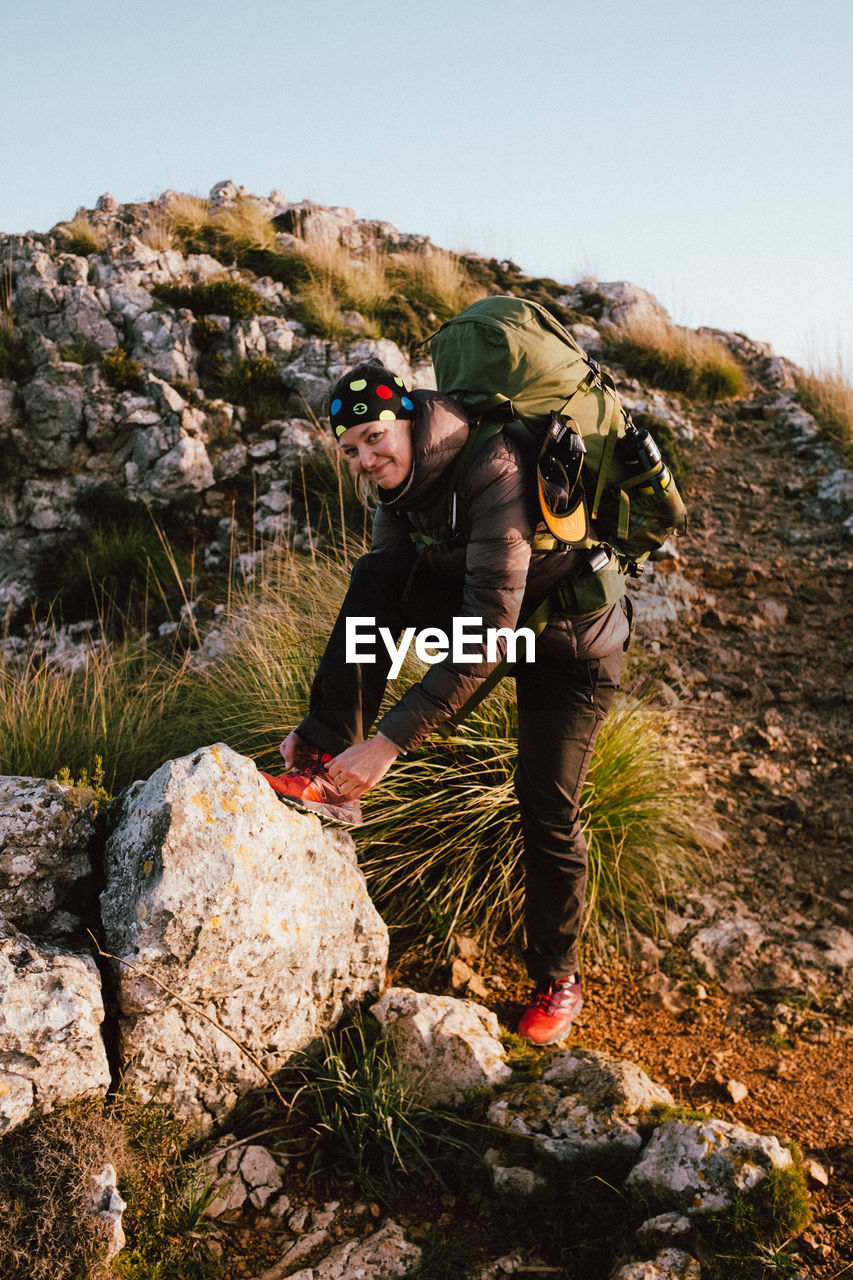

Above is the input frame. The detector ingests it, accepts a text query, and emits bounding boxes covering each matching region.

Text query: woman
[265,359,629,1045]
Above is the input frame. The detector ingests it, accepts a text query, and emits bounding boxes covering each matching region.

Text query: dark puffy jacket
[372,390,628,751]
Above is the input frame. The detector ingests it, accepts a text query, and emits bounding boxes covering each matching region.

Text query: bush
[224,353,289,426]
[604,318,746,399]
[152,277,262,319]
[101,346,145,392]
[0,1101,129,1280]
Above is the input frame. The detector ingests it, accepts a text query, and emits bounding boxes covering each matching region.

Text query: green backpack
[429,295,687,576]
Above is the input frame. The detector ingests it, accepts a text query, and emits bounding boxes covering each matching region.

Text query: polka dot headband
[329,372,415,439]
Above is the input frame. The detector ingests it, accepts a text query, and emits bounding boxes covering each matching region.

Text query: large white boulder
[100,744,388,1133]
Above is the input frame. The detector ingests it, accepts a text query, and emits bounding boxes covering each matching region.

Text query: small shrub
[795,363,853,464]
[53,212,106,256]
[55,754,112,811]
[605,318,746,399]
[224,353,289,425]
[0,1100,130,1280]
[152,276,262,319]
[58,336,103,365]
[101,346,145,392]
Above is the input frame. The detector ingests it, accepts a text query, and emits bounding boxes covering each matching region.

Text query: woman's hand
[326,734,400,798]
[279,731,320,769]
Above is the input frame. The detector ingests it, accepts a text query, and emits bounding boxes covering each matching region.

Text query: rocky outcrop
[0,744,388,1138]
[100,743,388,1132]
[487,1047,674,1167]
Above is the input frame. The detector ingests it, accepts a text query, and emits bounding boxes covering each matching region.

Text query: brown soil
[222,380,852,1278]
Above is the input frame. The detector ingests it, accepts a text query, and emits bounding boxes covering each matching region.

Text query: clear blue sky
[3,0,851,371]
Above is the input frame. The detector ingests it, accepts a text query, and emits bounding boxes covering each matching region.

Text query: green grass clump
[114,1095,223,1280]
[152,277,262,320]
[101,346,145,392]
[699,1147,812,1279]
[605,318,746,399]
[58,337,103,365]
[280,1014,475,1193]
[0,631,188,794]
[358,684,703,953]
[0,1101,129,1280]
[795,363,853,465]
[34,502,193,632]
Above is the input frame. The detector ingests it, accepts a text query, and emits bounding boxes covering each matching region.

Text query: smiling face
[337,417,414,489]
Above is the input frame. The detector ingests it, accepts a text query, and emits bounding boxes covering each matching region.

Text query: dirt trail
[582,383,853,1274]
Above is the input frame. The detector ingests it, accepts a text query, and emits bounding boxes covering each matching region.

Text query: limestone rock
[0,928,111,1132]
[611,1249,701,1280]
[100,744,388,1133]
[204,1139,287,1216]
[370,987,511,1106]
[0,776,98,938]
[259,1219,421,1280]
[625,1118,793,1215]
[488,1048,673,1164]
[88,1163,127,1263]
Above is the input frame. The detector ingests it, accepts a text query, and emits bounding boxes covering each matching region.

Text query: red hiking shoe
[517,976,583,1046]
[260,758,363,827]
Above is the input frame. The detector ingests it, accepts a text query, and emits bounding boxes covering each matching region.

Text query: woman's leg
[514,647,624,983]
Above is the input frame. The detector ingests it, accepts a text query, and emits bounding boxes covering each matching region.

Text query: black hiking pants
[296,551,623,982]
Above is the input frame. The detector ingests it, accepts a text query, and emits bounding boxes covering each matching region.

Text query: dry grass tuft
[795,361,853,464]
[0,1101,130,1280]
[209,199,277,255]
[53,213,106,256]
[606,317,746,399]
[164,192,211,239]
[389,248,481,319]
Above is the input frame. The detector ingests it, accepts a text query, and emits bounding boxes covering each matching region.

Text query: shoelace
[533,980,578,1015]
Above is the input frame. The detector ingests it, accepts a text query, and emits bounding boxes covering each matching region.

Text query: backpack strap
[445,417,506,532]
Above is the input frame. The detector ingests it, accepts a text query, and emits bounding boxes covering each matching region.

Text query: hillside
[0,182,851,1278]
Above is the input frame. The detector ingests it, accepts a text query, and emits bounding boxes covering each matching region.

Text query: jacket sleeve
[370,502,416,556]
[376,444,534,751]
